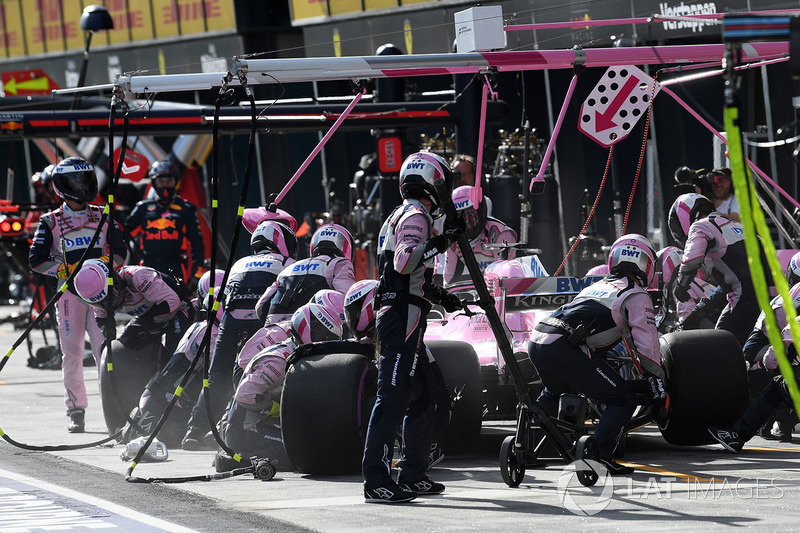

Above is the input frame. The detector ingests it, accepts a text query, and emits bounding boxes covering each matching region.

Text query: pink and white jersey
[95,266,182,321]
[257,255,354,321]
[443,217,517,284]
[234,340,297,409]
[174,320,219,364]
[763,315,800,370]
[679,214,752,307]
[532,276,660,371]
[29,203,126,280]
[754,282,800,336]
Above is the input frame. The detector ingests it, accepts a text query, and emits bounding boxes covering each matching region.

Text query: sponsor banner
[0,0,235,59]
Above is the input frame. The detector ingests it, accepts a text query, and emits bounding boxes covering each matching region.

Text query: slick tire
[281,352,377,475]
[428,340,483,453]
[658,329,748,445]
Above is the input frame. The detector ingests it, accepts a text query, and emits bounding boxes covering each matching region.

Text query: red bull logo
[146,218,177,230]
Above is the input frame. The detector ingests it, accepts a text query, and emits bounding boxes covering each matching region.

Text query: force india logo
[659,2,717,33]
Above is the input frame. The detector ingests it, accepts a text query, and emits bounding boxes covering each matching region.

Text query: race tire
[428,340,483,452]
[99,338,162,436]
[281,352,378,475]
[658,329,748,445]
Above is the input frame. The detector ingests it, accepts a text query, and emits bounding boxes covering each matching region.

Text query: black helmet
[149,160,179,201]
[52,157,98,204]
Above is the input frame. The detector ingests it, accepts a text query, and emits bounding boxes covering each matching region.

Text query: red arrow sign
[595,76,640,133]
[113,147,150,182]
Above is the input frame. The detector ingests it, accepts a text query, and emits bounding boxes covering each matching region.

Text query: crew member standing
[362,152,463,503]
[124,160,206,287]
[29,157,127,433]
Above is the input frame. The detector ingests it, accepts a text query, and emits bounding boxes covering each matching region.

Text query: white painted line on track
[0,467,197,532]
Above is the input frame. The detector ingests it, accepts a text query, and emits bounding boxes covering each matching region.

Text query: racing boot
[707,427,744,453]
[771,408,797,443]
[67,408,85,433]
[599,457,634,475]
[181,426,216,451]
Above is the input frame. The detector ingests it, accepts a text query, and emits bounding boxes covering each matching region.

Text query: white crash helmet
[251,220,298,259]
[309,223,353,261]
[343,279,379,340]
[607,233,657,287]
[398,151,454,219]
[786,250,800,287]
[289,302,344,345]
[668,193,714,246]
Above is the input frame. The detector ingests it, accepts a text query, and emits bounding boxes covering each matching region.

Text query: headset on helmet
[73,259,123,306]
[51,157,98,204]
[309,223,353,261]
[250,220,298,259]
[668,193,714,246]
[607,233,657,287]
[451,185,487,241]
[344,279,379,339]
[149,160,179,202]
[289,303,343,345]
[786,251,800,287]
[399,151,453,219]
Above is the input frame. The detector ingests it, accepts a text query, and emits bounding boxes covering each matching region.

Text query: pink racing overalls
[443,217,517,285]
[29,203,126,413]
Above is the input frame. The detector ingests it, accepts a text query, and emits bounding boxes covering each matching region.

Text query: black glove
[422,234,455,262]
[646,375,666,405]
[673,283,691,303]
[440,292,463,313]
[443,227,464,245]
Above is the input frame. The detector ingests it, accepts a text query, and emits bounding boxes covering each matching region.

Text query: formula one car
[279,252,748,475]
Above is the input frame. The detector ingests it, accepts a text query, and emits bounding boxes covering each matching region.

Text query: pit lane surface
[2,311,800,532]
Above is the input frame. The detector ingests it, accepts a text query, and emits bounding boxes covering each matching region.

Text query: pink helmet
[197,269,225,303]
[585,264,610,276]
[607,233,657,287]
[668,193,714,245]
[250,220,298,259]
[74,259,121,305]
[289,303,343,344]
[657,246,682,286]
[344,279,379,339]
[452,185,487,240]
[309,223,353,261]
[311,289,346,324]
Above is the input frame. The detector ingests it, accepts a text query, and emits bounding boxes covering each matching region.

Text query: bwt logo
[316,312,335,329]
[246,261,273,269]
[319,230,338,237]
[64,236,96,248]
[732,227,744,235]
[621,249,641,258]
[346,291,363,305]
[454,200,471,209]
[293,263,320,272]
[406,162,425,170]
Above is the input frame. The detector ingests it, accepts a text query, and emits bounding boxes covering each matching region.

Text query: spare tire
[99,338,162,435]
[428,340,483,452]
[281,352,377,475]
[658,329,748,445]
